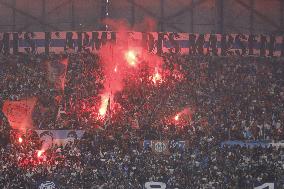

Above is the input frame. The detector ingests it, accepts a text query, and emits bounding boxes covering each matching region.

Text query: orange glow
[99,94,109,117]
[125,50,137,66]
[18,137,23,143]
[37,150,44,157]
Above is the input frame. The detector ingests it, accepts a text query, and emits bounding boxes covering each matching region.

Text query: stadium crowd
[0,51,283,188]
[1,129,284,188]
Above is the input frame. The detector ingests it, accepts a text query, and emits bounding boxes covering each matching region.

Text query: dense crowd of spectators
[0,52,283,188]
[1,129,284,188]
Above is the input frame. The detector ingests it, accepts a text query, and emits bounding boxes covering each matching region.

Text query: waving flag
[2,97,37,130]
[46,58,68,91]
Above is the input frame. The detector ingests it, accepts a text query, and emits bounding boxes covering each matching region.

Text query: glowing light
[125,50,137,66]
[174,114,179,121]
[99,94,110,117]
[152,68,162,84]
[153,72,161,84]
[61,58,68,65]
[114,65,117,72]
[37,150,44,158]
[18,137,23,143]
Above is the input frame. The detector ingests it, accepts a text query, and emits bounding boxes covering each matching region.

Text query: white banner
[35,130,85,148]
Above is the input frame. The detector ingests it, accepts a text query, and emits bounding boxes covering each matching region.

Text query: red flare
[18,137,23,143]
[152,72,161,84]
[99,93,110,117]
[174,114,180,121]
[37,150,44,158]
[125,50,137,66]
[151,68,163,84]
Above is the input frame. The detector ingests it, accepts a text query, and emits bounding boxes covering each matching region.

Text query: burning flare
[18,137,23,143]
[152,68,162,84]
[37,150,44,158]
[125,50,137,66]
[99,93,110,117]
[174,114,180,121]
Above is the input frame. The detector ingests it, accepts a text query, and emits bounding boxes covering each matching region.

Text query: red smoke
[103,17,157,32]
[97,18,164,121]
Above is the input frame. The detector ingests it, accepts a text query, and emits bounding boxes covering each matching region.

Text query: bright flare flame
[125,50,137,66]
[99,94,109,117]
[114,65,117,72]
[153,72,161,84]
[174,114,180,121]
[18,137,23,143]
[37,150,44,158]
[152,68,162,84]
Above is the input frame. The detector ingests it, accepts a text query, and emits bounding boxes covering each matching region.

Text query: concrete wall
[0,0,282,34]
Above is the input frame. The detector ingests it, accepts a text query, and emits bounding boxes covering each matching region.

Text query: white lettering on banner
[39,181,56,189]
[145,182,166,189]
[254,183,274,189]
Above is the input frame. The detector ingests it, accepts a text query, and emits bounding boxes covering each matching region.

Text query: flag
[56,105,66,120]
[2,97,37,130]
[131,117,140,129]
[130,113,140,129]
[46,58,68,92]
[104,97,111,129]
[143,140,170,155]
